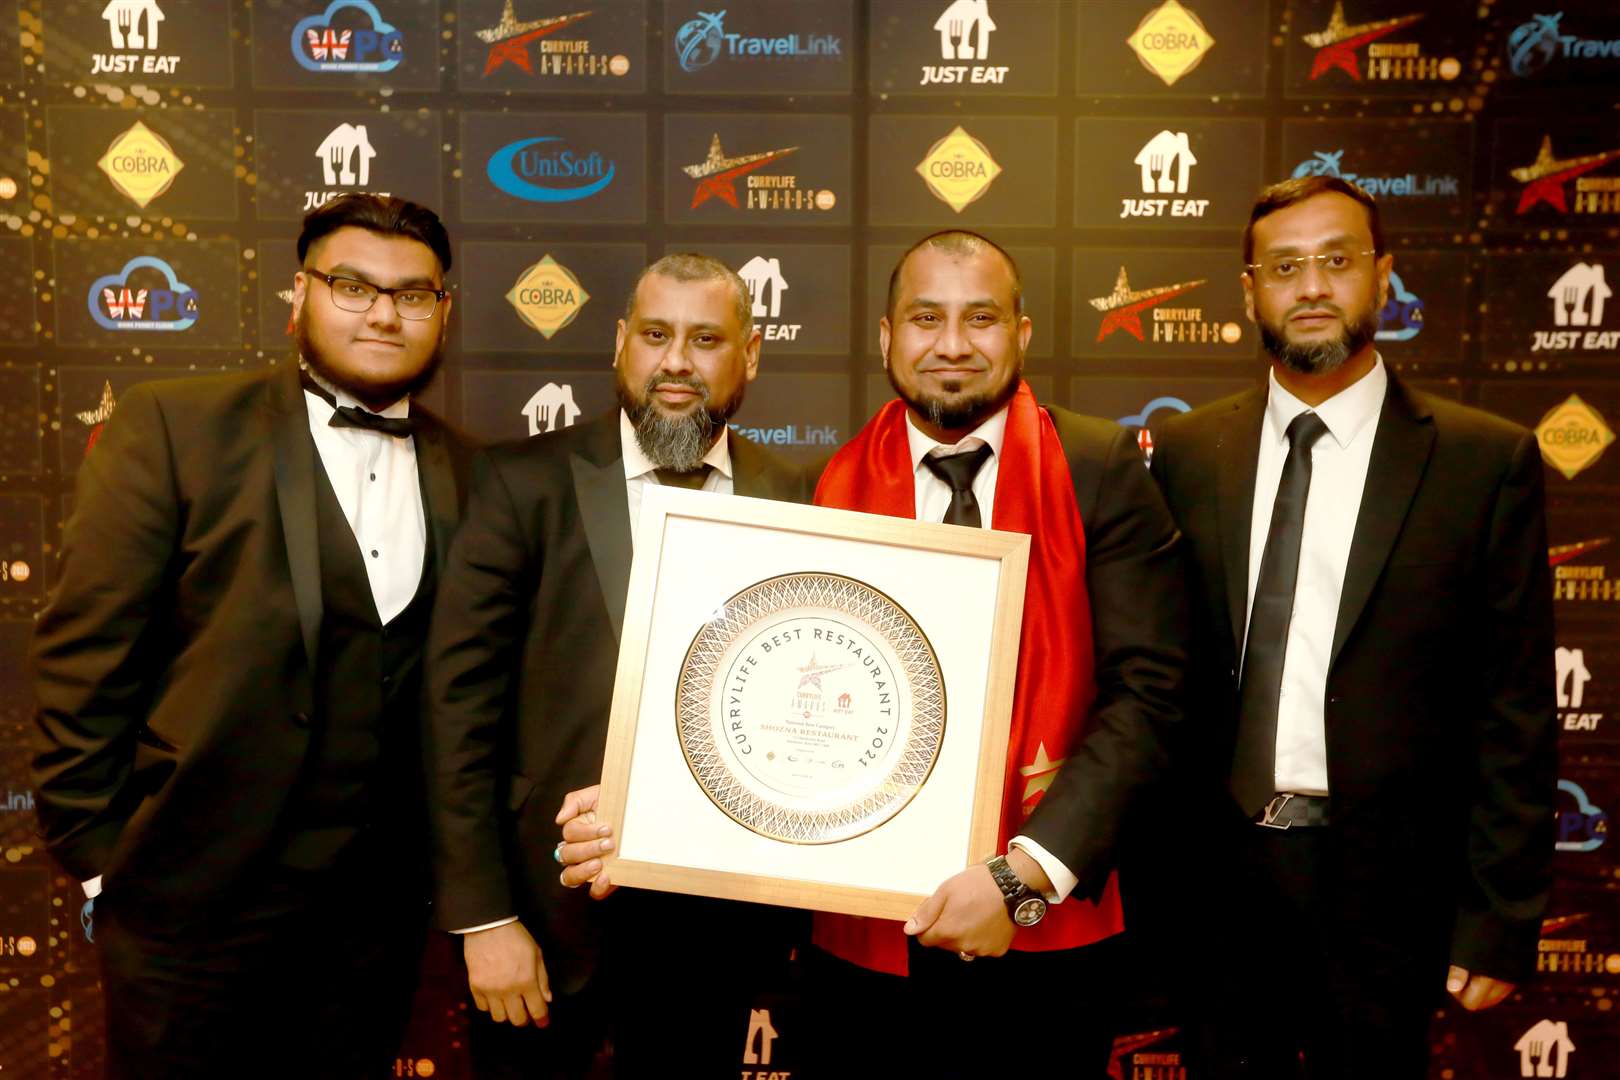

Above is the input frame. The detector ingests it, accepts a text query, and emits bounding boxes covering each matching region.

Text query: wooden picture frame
[596,485,1030,920]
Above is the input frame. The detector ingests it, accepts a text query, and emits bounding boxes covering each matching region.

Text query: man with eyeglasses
[1145,176,1557,1077]
[31,193,471,1078]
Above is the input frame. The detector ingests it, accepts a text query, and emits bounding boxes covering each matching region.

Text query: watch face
[1014,897,1047,927]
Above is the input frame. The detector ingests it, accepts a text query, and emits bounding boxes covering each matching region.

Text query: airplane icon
[682,134,799,209]
[1511,135,1620,214]
[1302,1,1423,80]
[476,1,593,75]
[1088,267,1206,343]
[796,654,849,693]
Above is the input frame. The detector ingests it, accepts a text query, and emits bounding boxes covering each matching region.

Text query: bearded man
[31,194,470,1078]
[424,253,809,1078]
[1148,176,1557,1077]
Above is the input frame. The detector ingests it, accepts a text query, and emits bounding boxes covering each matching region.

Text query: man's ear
[1240,271,1256,324]
[879,316,892,367]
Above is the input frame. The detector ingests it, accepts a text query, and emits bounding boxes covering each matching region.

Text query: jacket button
[292,712,311,728]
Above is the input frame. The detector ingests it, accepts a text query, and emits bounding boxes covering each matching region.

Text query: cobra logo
[291,0,403,72]
[88,256,199,332]
[486,137,616,203]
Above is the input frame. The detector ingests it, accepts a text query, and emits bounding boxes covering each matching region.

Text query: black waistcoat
[273,452,436,880]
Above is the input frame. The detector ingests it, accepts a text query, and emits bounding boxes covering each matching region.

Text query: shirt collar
[905,403,1010,474]
[299,359,411,420]
[619,409,734,482]
[1264,354,1387,451]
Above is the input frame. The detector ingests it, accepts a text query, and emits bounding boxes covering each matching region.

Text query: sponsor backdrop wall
[0,0,1615,1075]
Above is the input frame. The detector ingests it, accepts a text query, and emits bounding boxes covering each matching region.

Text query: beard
[885,360,1021,434]
[295,310,444,406]
[616,368,745,472]
[1259,302,1379,376]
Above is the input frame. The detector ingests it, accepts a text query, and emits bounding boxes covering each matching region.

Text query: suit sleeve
[424,450,538,931]
[1450,431,1558,982]
[29,384,180,882]
[1021,427,1190,897]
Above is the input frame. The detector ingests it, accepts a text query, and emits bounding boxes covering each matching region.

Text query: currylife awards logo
[1126,0,1216,86]
[737,255,797,342]
[920,0,1006,87]
[506,255,589,339]
[1301,2,1459,83]
[682,134,833,214]
[98,120,184,208]
[1536,394,1615,480]
[1509,12,1620,78]
[1291,148,1459,200]
[1089,267,1242,346]
[1535,262,1616,353]
[304,122,381,212]
[87,256,199,332]
[476,2,628,79]
[916,125,1001,214]
[93,0,182,76]
[487,136,614,203]
[292,0,402,72]
[1122,130,1207,219]
[1513,135,1620,216]
[1552,537,1617,605]
[674,8,842,73]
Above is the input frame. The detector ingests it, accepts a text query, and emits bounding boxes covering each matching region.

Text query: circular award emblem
[677,573,946,844]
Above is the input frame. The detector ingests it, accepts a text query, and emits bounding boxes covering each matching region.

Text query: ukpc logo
[88,256,199,332]
[292,0,403,73]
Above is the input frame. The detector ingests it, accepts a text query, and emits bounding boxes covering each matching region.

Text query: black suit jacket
[29,363,470,921]
[424,411,811,988]
[1151,373,1557,981]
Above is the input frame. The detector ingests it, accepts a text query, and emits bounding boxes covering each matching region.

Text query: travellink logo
[487,137,615,203]
[674,8,842,73]
[291,0,403,73]
[1509,12,1620,77]
[88,256,199,332]
[1291,150,1459,199]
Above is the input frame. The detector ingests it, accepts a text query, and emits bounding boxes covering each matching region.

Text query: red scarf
[811,381,1123,975]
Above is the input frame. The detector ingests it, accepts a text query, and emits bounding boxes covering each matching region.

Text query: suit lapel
[269,363,322,672]
[1215,388,1267,655]
[1330,377,1435,667]
[412,414,460,576]
[570,413,632,642]
[729,431,794,500]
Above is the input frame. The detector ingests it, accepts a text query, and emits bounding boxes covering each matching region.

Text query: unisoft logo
[292,0,403,72]
[92,0,183,76]
[87,255,199,332]
[487,136,615,203]
[1509,12,1620,77]
[673,8,842,73]
[1375,270,1423,342]
[1291,149,1459,200]
[919,0,1008,87]
[1512,135,1620,216]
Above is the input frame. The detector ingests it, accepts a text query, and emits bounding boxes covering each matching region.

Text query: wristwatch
[985,854,1047,927]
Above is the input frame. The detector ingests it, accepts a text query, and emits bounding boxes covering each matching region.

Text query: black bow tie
[300,370,416,438]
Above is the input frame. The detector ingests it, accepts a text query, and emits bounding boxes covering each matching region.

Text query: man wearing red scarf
[800,231,1188,1076]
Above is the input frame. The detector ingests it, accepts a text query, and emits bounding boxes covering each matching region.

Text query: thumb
[1446,965,1468,994]
[904,889,946,936]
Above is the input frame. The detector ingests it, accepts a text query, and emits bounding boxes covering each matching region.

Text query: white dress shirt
[451,413,735,934]
[903,408,1079,904]
[1244,358,1388,796]
[83,367,427,901]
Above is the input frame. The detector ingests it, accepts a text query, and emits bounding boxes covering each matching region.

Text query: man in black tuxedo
[30,194,470,1079]
[425,253,809,1078]
[1149,176,1557,1077]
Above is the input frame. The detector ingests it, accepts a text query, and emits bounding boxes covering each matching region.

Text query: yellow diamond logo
[1127,0,1217,86]
[1537,394,1616,480]
[505,255,590,340]
[915,125,1002,214]
[97,120,185,209]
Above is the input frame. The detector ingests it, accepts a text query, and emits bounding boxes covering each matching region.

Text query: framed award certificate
[596,485,1030,920]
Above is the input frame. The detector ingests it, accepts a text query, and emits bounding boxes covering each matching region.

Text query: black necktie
[923,445,994,528]
[1231,411,1331,817]
[655,464,714,491]
[300,370,416,438]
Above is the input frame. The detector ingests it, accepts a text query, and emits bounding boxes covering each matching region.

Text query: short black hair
[624,253,754,338]
[296,193,453,274]
[886,230,1023,319]
[1242,176,1383,266]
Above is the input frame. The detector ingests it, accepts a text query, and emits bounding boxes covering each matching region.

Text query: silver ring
[552,841,564,864]
[958,950,975,962]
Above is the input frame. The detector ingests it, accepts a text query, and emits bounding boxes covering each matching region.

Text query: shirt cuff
[1009,835,1077,903]
[450,915,520,934]
[82,876,103,899]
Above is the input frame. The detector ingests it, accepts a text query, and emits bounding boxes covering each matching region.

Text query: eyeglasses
[303,268,447,320]
[1245,250,1378,288]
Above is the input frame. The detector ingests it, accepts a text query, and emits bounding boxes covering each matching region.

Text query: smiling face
[291,225,450,410]
[881,243,1031,442]
[1242,191,1392,378]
